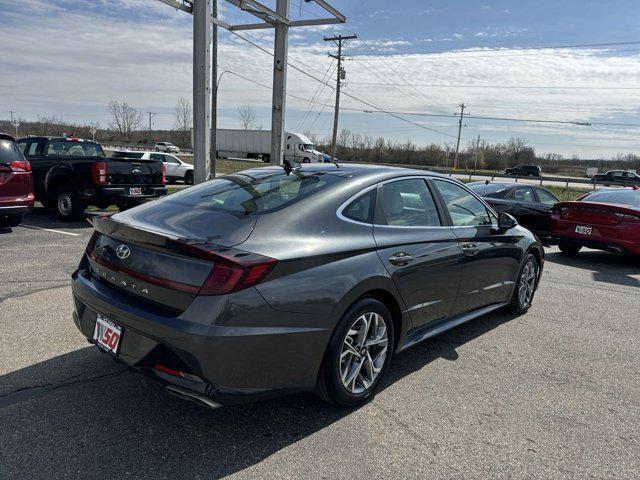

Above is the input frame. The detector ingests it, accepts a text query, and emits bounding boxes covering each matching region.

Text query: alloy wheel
[518,259,538,308]
[339,312,388,394]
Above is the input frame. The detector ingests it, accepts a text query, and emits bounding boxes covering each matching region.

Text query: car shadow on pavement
[0,309,517,479]
[545,251,640,289]
[19,207,105,231]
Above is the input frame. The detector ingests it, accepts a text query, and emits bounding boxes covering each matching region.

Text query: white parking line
[19,224,81,236]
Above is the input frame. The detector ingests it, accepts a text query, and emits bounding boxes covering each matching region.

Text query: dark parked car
[0,133,34,227]
[505,165,541,177]
[592,170,640,186]
[17,136,167,221]
[468,181,559,242]
[550,187,640,255]
[71,164,544,408]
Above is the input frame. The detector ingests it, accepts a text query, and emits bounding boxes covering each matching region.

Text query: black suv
[505,165,541,177]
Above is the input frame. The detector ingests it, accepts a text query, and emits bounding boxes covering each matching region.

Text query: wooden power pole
[324,34,357,161]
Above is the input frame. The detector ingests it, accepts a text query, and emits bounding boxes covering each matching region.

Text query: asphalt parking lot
[1,208,639,479]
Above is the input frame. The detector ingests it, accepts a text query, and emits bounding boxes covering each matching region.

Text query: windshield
[303,144,315,151]
[467,182,507,196]
[46,139,104,157]
[162,170,345,215]
[0,139,25,163]
[581,189,640,208]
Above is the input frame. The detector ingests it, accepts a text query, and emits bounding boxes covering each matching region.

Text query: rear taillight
[553,205,569,214]
[161,163,167,185]
[92,161,107,185]
[614,212,640,222]
[9,160,30,172]
[199,253,277,295]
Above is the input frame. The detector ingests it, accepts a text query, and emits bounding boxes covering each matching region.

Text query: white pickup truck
[112,151,193,184]
[216,129,324,164]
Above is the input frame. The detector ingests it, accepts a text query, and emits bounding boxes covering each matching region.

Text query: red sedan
[550,187,640,255]
[0,133,34,228]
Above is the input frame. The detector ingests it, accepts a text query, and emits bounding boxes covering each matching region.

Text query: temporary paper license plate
[575,225,593,235]
[129,187,142,196]
[93,315,122,354]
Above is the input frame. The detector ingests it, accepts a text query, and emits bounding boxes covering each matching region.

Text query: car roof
[16,136,97,142]
[0,133,16,142]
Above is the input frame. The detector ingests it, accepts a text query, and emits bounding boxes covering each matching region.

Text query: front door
[431,178,522,314]
[373,177,462,329]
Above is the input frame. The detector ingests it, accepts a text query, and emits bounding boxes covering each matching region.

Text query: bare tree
[237,105,257,130]
[174,97,192,147]
[107,100,143,142]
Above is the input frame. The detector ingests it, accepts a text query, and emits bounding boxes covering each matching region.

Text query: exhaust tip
[166,385,222,410]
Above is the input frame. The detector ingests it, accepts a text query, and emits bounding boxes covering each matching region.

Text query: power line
[345,39,640,58]
[344,82,640,91]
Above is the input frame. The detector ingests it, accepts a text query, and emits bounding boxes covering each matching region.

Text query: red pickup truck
[0,133,34,228]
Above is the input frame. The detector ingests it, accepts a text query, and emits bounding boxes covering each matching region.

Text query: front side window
[432,179,491,227]
[377,178,441,227]
[507,187,535,203]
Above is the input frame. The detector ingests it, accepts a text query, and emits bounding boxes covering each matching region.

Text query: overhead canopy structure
[156,0,345,183]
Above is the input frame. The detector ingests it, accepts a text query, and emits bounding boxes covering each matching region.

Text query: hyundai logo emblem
[115,244,131,260]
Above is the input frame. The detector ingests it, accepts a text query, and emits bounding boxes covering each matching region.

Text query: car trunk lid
[554,201,640,225]
[106,157,164,186]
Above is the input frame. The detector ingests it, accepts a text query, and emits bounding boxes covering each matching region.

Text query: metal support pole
[210,0,218,179]
[193,0,213,184]
[270,0,290,165]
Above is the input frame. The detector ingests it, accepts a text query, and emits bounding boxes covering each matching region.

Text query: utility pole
[90,122,98,141]
[453,103,466,171]
[210,0,218,179]
[324,33,357,162]
[8,110,19,138]
[147,112,158,133]
[270,0,291,166]
[473,135,481,171]
[193,0,213,183]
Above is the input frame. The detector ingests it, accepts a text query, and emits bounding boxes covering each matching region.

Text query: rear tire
[508,253,539,314]
[184,171,193,185]
[0,213,23,228]
[315,298,394,407]
[53,186,84,221]
[558,242,581,255]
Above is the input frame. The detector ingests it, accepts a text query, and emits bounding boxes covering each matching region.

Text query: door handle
[389,252,413,266]
[461,243,479,256]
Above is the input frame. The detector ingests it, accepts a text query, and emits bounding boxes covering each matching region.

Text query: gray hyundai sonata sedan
[71,163,543,408]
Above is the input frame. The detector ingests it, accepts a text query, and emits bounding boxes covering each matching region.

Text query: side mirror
[498,212,518,230]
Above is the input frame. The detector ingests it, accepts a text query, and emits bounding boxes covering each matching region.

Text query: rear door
[373,177,462,329]
[431,178,522,314]
[503,186,542,233]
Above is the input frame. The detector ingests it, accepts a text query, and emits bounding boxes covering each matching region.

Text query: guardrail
[342,161,638,190]
[101,142,194,155]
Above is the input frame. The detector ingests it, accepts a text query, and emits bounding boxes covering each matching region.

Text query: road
[1,208,639,479]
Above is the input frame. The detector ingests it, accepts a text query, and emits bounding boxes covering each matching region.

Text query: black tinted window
[0,139,24,163]
[163,171,345,215]
[433,179,491,226]
[343,190,375,223]
[112,151,144,159]
[46,139,104,157]
[378,179,441,227]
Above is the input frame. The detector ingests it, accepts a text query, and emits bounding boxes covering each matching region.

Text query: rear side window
[536,188,558,206]
[46,139,104,157]
[432,179,491,227]
[343,190,375,223]
[163,170,345,215]
[0,139,25,163]
[377,178,441,227]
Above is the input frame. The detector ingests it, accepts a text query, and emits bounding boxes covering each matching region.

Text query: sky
[2,0,640,158]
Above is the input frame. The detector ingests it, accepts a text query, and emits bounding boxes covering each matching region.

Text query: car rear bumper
[551,216,640,255]
[82,186,167,201]
[70,262,333,406]
[0,197,35,214]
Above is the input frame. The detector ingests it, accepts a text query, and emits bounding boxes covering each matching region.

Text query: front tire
[315,298,394,407]
[508,253,539,314]
[558,242,581,255]
[53,186,84,221]
[184,171,193,185]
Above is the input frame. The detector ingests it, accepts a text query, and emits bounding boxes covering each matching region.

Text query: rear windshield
[0,139,25,163]
[163,170,345,215]
[581,189,640,207]
[468,182,507,196]
[46,139,104,157]
[112,151,144,159]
